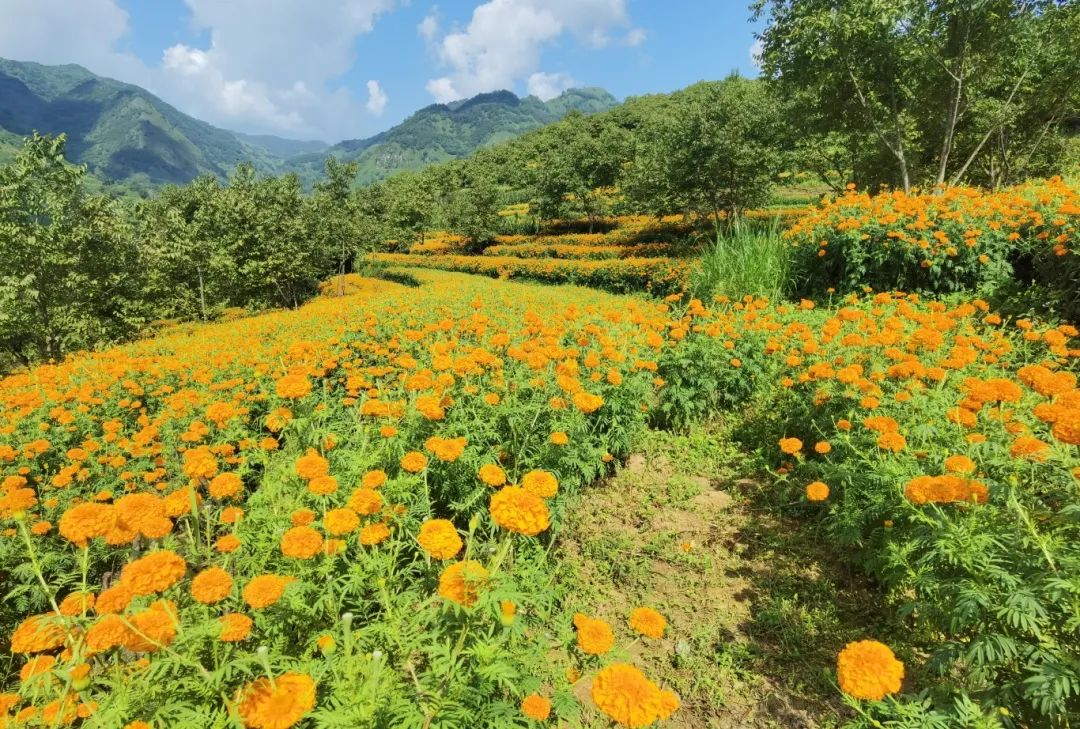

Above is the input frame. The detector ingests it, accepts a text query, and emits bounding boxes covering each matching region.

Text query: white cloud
[366,79,388,116]
[750,38,764,69]
[526,71,576,101]
[424,0,635,103]
[626,27,647,47]
[418,11,440,42]
[0,0,401,140]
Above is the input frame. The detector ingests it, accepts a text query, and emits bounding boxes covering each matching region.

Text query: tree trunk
[196,265,208,321]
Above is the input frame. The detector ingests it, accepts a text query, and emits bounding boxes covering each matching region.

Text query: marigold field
[2,181,1080,728]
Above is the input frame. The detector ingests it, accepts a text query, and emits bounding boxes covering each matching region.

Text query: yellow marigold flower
[242,575,294,609]
[324,508,359,535]
[417,519,463,560]
[490,486,549,536]
[295,449,329,481]
[120,551,186,596]
[521,693,552,721]
[307,475,338,496]
[550,431,569,446]
[778,437,803,455]
[347,488,383,516]
[591,662,679,727]
[219,613,253,642]
[362,469,388,489]
[191,567,233,605]
[628,607,667,639]
[400,451,428,473]
[806,481,830,502]
[521,470,558,499]
[836,640,904,701]
[478,463,507,487]
[359,522,390,545]
[572,391,604,413]
[275,374,313,400]
[573,612,613,655]
[235,672,316,729]
[425,436,467,462]
[438,560,488,607]
[281,526,324,559]
[500,600,517,625]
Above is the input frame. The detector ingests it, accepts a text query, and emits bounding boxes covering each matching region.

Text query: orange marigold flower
[234,672,316,729]
[400,451,428,473]
[324,508,359,535]
[280,526,323,559]
[943,455,976,474]
[521,470,558,499]
[836,640,904,701]
[550,431,569,446]
[425,436,467,462]
[20,654,57,682]
[85,614,130,653]
[94,583,134,614]
[208,472,243,500]
[124,600,178,653]
[806,481,830,502]
[814,441,832,454]
[438,560,488,607]
[591,663,679,727]
[242,575,294,609]
[1010,436,1049,461]
[119,551,186,596]
[58,502,113,545]
[219,613,253,642]
[417,519,463,560]
[521,693,552,721]
[295,449,329,481]
[478,463,507,487]
[191,567,234,605]
[572,391,604,414]
[216,534,242,553]
[347,488,383,516]
[275,374,313,400]
[307,475,338,496]
[58,591,95,616]
[359,522,391,546]
[490,486,549,536]
[362,469,388,489]
[778,437,803,455]
[628,607,667,639]
[10,614,66,653]
[573,613,614,655]
[876,432,906,452]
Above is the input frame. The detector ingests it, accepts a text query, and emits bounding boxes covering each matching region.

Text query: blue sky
[0,0,766,142]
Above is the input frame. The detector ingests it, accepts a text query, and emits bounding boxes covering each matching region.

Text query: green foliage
[690,222,794,302]
[0,133,143,367]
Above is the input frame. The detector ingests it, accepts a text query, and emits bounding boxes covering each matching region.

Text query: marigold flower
[521,693,552,721]
[573,391,604,413]
[490,486,549,536]
[324,508,359,535]
[806,481,830,502]
[425,436,467,462]
[10,614,66,653]
[361,469,388,489]
[778,437,803,455]
[307,475,338,495]
[417,519,463,560]
[943,455,976,474]
[58,591,95,616]
[85,614,130,653]
[216,534,242,553]
[814,441,832,454]
[438,560,488,607]
[243,575,294,609]
[836,640,904,701]
[94,583,134,614]
[591,663,679,727]
[281,526,324,559]
[295,449,329,481]
[628,607,667,639]
[275,374,313,400]
[478,463,507,487]
[219,613,253,642]
[208,472,243,500]
[234,672,316,729]
[125,600,178,653]
[119,551,186,596]
[521,470,558,499]
[347,488,383,515]
[20,654,57,682]
[550,431,569,446]
[876,432,906,452]
[400,451,428,473]
[58,502,113,545]
[359,522,391,545]
[573,613,614,655]
[191,567,233,604]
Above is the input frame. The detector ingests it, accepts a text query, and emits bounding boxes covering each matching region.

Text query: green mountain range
[0,57,618,190]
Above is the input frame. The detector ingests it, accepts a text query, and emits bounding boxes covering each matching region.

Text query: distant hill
[0,58,284,186]
[282,88,620,185]
[0,57,619,188]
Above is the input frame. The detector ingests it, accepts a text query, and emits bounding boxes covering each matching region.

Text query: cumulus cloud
[0,0,401,140]
[424,0,637,103]
[366,80,388,116]
[418,11,440,42]
[526,71,576,101]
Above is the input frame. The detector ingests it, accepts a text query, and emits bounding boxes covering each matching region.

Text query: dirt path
[554,424,902,728]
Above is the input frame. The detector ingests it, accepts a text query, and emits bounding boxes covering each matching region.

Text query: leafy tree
[382,171,437,249]
[438,162,502,250]
[0,134,143,367]
[622,77,782,229]
[754,0,1080,189]
[310,157,360,296]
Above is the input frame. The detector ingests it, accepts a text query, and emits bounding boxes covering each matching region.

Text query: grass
[551,422,908,727]
[690,221,794,301]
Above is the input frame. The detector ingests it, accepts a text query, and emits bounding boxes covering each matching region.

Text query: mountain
[0,57,619,189]
[282,87,620,185]
[0,57,279,186]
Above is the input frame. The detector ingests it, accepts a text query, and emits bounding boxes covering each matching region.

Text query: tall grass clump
[690,220,793,301]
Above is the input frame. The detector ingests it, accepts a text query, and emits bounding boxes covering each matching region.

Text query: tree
[754,0,1079,189]
[622,77,782,229]
[437,162,502,250]
[309,157,360,296]
[0,134,143,367]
